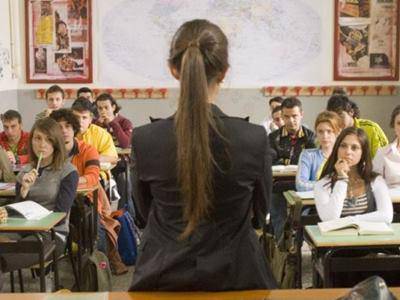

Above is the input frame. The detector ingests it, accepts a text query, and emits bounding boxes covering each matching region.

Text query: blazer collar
[166,103,227,120]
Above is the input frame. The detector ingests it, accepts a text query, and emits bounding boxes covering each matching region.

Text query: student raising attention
[296,111,343,191]
[315,127,392,223]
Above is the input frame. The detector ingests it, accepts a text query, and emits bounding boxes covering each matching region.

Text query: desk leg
[34,233,46,292]
[322,249,335,288]
[93,188,99,251]
[295,226,303,288]
[51,229,59,290]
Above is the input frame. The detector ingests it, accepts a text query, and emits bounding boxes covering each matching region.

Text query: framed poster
[25,0,92,83]
[334,0,399,80]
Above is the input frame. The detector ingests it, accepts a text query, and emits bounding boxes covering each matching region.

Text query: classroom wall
[16,88,398,142]
[2,0,400,141]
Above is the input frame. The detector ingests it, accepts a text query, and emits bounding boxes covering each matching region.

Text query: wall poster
[334,0,399,80]
[25,0,92,83]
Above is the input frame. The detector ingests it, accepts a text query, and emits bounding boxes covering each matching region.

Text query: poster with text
[26,0,92,83]
[334,0,399,80]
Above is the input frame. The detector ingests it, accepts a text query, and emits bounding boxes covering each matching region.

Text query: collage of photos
[27,0,92,83]
[335,0,399,80]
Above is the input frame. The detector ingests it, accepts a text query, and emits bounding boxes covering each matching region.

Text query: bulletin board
[334,0,399,80]
[25,0,92,83]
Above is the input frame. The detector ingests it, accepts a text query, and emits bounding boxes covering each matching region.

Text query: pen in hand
[36,152,43,171]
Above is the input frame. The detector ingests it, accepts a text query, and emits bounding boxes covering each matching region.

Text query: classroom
[0,0,400,298]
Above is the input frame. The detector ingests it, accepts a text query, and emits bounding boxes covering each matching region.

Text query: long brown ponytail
[169,20,229,239]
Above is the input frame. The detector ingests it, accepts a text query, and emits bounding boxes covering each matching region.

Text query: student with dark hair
[50,109,128,275]
[270,105,284,133]
[326,94,388,157]
[315,127,394,287]
[0,118,79,274]
[0,110,30,164]
[268,96,316,239]
[71,97,117,165]
[315,127,392,222]
[129,19,276,291]
[269,96,316,165]
[77,87,93,102]
[262,96,283,134]
[373,105,400,188]
[77,87,97,117]
[95,93,132,148]
[36,85,65,120]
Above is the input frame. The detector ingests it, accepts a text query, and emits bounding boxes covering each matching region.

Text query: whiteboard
[97,0,328,88]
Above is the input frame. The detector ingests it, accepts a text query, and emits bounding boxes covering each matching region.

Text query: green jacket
[354,118,388,158]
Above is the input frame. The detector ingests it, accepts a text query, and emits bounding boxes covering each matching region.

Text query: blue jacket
[296,148,325,191]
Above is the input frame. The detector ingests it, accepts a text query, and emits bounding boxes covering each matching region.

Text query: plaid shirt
[268,125,316,165]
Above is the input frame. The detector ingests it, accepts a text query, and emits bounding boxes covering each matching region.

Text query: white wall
[0,1,398,137]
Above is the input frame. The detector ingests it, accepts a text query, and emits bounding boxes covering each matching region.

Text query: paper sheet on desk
[272,165,298,172]
[45,293,108,300]
[0,182,14,190]
[295,191,314,199]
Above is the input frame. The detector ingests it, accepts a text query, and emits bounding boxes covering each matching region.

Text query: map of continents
[99,0,321,87]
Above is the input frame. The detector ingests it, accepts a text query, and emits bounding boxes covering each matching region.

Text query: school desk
[283,189,400,288]
[2,289,400,300]
[0,212,66,292]
[305,224,400,288]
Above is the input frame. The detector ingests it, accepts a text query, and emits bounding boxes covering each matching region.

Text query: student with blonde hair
[296,111,343,191]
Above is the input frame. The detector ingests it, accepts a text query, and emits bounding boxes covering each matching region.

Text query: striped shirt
[341,193,368,217]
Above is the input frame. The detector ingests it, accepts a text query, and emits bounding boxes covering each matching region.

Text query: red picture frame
[25,0,92,83]
[334,0,399,81]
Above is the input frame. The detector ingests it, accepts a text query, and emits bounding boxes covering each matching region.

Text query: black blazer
[129,105,276,291]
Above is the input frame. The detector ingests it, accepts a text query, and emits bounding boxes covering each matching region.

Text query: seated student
[35,85,65,120]
[296,111,343,191]
[373,105,400,188]
[327,94,388,157]
[71,98,118,164]
[262,96,283,134]
[269,97,315,239]
[0,147,16,182]
[77,87,98,118]
[315,127,392,223]
[269,105,285,134]
[269,96,316,165]
[94,93,133,148]
[0,110,30,164]
[0,118,79,272]
[50,109,127,275]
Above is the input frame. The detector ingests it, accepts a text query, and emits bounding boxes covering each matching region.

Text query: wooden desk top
[305,223,400,247]
[0,182,16,197]
[77,183,99,195]
[2,289,400,300]
[0,212,65,232]
[272,165,298,178]
[116,147,131,156]
[285,189,400,207]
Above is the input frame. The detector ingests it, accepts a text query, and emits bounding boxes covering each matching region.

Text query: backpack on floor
[79,250,112,292]
[113,208,141,265]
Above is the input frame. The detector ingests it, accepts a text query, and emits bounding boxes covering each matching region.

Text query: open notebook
[318,218,394,236]
[3,200,52,220]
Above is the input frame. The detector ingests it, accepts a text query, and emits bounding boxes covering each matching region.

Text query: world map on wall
[99,0,321,87]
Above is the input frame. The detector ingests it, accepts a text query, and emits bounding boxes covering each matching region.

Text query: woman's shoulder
[301,148,321,157]
[58,161,78,178]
